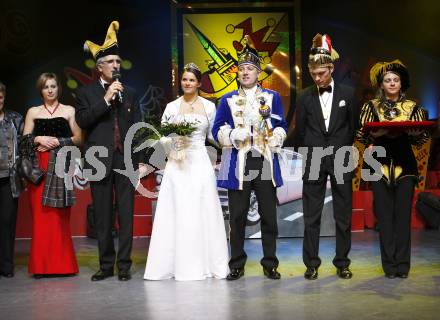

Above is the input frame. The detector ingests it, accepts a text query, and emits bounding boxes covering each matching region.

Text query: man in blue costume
[212,36,287,280]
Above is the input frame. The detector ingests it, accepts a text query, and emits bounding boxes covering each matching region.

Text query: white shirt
[243,85,258,103]
[100,78,112,107]
[317,79,334,131]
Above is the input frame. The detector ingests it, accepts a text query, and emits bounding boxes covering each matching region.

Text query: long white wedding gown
[144,97,229,281]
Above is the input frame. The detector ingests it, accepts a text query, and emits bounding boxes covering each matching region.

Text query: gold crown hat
[369,59,410,91]
[308,33,339,69]
[237,35,261,70]
[84,21,120,60]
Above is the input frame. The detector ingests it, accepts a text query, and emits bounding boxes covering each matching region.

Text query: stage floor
[1,230,440,320]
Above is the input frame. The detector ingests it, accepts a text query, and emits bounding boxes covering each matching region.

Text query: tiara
[184,62,200,72]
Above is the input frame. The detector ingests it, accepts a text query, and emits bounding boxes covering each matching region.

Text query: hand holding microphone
[103,70,124,104]
[112,70,123,103]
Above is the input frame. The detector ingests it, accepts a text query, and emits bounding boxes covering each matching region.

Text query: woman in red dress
[22,73,82,277]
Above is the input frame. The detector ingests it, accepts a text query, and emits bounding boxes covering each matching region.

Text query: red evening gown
[27,117,78,275]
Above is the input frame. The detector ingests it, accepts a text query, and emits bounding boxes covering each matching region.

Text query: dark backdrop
[0,0,172,120]
[1,0,439,122]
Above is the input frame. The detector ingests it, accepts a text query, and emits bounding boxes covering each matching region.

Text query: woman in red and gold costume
[22,73,82,278]
[358,60,429,279]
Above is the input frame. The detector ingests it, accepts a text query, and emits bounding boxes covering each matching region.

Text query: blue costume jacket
[212,86,287,190]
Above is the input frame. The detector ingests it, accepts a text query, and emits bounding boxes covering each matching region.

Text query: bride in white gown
[144,63,229,281]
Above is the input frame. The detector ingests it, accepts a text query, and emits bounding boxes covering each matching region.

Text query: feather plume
[331,47,339,61]
[312,33,323,49]
[369,59,407,88]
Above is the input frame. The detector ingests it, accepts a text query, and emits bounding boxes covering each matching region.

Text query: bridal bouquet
[135,115,199,161]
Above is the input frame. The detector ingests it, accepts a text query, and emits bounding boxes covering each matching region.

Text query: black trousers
[90,152,135,272]
[228,152,278,270]
[372,178,415,274]
[0,177,18,274]
[302,174,352,269]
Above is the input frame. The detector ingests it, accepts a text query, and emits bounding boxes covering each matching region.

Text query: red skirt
[28,151,79,275]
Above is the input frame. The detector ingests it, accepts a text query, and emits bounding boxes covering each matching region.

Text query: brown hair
[0,81,5,95]
[36,73,62,98]
[183,64,202,83]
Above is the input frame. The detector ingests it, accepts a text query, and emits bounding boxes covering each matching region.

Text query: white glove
[230,127,250,148]
[267,134,283,153]
[217,124,232,147]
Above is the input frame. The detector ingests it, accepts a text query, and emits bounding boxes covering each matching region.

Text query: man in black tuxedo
[75,21,142,281]
[294,33,358,280]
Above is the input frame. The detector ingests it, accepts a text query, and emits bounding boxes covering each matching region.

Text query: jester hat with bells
[308,33,339,69]
[84,21,120,60]
[237,35,261,70]
[369,59,410,92]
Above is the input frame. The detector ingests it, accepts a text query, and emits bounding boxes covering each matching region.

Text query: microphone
[111,69,123,103]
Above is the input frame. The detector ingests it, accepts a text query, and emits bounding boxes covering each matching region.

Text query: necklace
[183,96,199,112]
[382,100,401,120]
[44,102,60,116]
[319,93,332,120]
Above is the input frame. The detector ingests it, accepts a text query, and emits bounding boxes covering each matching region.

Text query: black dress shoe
[336,267,353,279]
[1,272,14,278]
[33,274,44,279]
[91,270,114,281]
[396,272,408,279]
[226,268,244,281]
[263,267,281,280]
[118,270,132,281]
[304,267,318,280]
[385,273,396,279]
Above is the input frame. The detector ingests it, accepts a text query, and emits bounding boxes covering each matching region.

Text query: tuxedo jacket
[75,81,142,175]
[293,83,359,182]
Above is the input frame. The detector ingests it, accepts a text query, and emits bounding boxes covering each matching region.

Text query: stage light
[85,59,95,69]
[269,65,292,88]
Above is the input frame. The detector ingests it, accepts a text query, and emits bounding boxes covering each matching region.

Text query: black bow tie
[318,86,332,95]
